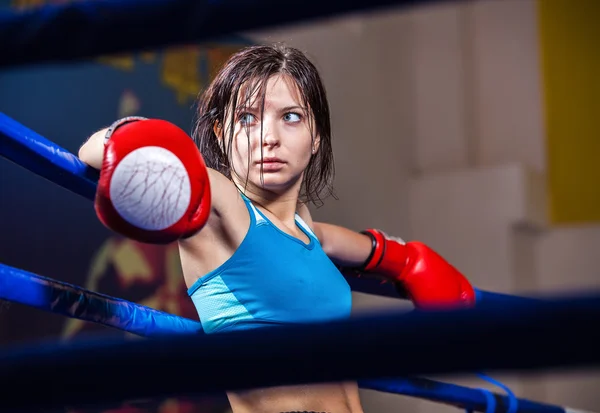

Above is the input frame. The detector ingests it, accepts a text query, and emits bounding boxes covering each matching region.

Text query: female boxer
[78,43,474,413]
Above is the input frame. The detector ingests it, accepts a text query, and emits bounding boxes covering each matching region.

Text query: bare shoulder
[206,168,241,213]
[178,168,250,287]
[296,202,314,227]
[181,167,249,243]
[203,168,250,230]
[296,202,324,241]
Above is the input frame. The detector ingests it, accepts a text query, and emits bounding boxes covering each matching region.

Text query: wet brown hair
[192,43,335,207]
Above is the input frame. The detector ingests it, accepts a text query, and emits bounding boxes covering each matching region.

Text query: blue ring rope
[0,258,581,413]
[0,260,569,413]
[480,389,496,413]
[361,378,566,413]
[0,290,598,412]
[0,262,203,336]
[0,111,98,201]
[478,373,519,413]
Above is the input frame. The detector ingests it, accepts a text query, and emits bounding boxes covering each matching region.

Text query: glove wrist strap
[104,116,148,145]
[359,229,386,271]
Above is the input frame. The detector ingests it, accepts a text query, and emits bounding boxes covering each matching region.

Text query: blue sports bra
[187,194,352,334]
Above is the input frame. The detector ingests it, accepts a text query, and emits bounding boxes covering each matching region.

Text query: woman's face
[222,74,319,198]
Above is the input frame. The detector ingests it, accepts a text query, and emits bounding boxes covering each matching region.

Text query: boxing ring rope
[0,112,99,201]
[0,0,449,69]
[0,287,599,412]
[0,262,203,337]
[1,111,598,413]
[0,262,571,413]
[0,259,570,413]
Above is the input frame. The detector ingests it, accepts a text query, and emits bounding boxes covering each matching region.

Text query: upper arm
[294,204,355,261]
[179,168,248,251]
[306,219,373,267]
[206,168,240,215]
[204,169,251,235]
[294,204,346,261]
[178,168,248,285]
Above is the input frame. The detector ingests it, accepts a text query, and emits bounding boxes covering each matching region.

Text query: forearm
[78,127,108,169]
[313,222,372,267]
[313,221,476,309]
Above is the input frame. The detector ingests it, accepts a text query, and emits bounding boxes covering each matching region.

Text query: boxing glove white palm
[95,118,211,244]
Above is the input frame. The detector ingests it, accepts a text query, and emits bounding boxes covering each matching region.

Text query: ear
[213,121,224,151]
[312,134,321,155]
[213,121,223,139]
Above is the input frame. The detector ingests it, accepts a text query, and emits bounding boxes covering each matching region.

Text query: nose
[262,121,280,148]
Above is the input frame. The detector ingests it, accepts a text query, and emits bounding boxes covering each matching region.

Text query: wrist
[104,116,148,145]
[359,228,408,276]
[359,229,380,271]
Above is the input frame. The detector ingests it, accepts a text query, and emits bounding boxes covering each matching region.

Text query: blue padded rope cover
[0,0,449,68]
[0,262,203,336]
[0,291,598,412]
[360,378,566,413]
[0,111,98,201]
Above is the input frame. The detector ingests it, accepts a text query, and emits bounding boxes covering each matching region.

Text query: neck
[254,194,299,225]
[234,180,303,225]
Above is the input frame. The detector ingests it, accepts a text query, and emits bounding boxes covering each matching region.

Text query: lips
[260,157,285,164]
[256,157,285,171]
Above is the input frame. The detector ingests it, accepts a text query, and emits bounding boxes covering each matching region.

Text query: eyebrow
[280,105,306,113]
[236,104,306,113]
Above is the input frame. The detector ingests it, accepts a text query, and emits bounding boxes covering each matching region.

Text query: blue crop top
[187,194,352,334]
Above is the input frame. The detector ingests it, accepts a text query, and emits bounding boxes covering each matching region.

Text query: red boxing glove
[95,118,211,244]
[361,229,476,310]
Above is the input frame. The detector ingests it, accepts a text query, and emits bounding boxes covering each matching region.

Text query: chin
[255,175,300,194]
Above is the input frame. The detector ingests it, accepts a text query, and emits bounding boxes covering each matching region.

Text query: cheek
[232,131,247,156]
[290,131,314,165]
[232,127,262,155]
[230,129,255,173]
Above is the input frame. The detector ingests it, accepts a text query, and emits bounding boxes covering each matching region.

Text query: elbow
[77,130,106,170]
[77,143,95,167]
[77,144,87,162]
[320,237,335,258]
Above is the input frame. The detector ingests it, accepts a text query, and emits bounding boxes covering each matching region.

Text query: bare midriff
[226,381,363,413]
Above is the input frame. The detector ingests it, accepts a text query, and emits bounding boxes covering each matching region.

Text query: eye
[283,112,302,123]
[239,113,257,125]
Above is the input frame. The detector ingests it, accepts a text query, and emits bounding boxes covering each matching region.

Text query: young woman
[79,43,475,413]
